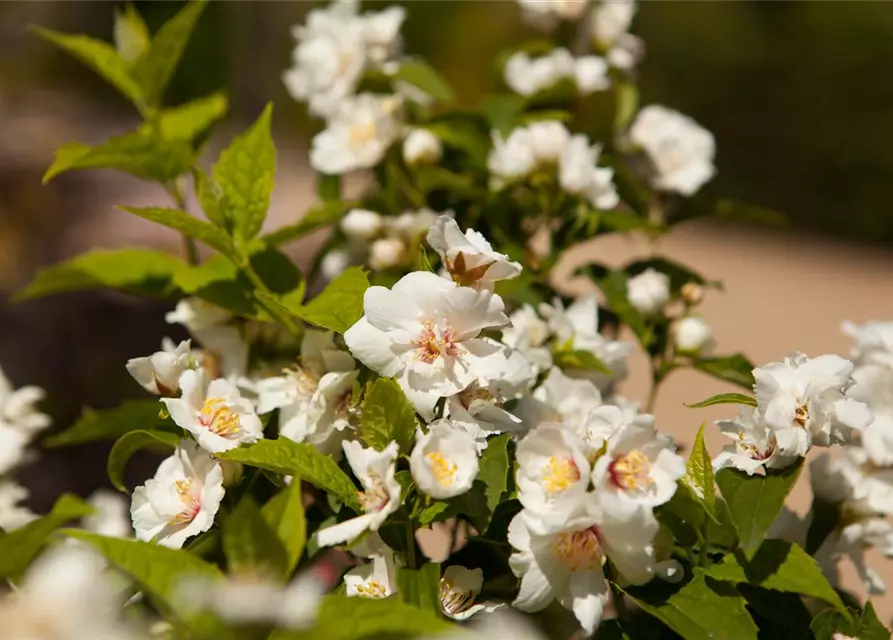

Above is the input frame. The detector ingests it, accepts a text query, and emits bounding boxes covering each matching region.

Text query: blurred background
[2,0,893,615]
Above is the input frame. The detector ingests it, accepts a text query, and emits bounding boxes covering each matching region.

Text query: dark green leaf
[45,400,173,447]
[685,393,757,409]
[118,207,237,258]
[360,378,418,454]
[693,354,756,390]
[392,60,455,102]
[396,563,441,612]
[223,495,288,579]
[261,480,307,578]
[805,498,841,555]
[263,202,351,247]
[107,429,181,492]
[811,603,890,640]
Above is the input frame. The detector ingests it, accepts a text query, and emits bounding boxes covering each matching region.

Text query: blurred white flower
[559,134,619,209]
[629,105,716,196]
[517,0,590,31]
[427,215,522,290]
[575,56,611,93]
[0,366,51,436]
[165,297,232,333]
[626,268,670,315]
[501,304,553,373]
[165,298,249,378]
[321,248,356,280]
[84,490,132,538]
[504,48,608,97]
[0,426,28,476]
[671,316,714,355]
[341,209,385,242]
[0,479,36,531]
[410,421,480,499]
[591,0,636,48]
[126,339,194,397]
[487,128,537,188]
[344,551,398,598]
[403,128,443,166]
[842,320,893,368]
[368,237,408,270]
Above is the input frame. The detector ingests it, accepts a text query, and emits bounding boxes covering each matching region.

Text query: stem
[405,522,418,569]
[241,260,300,336]
[167,181,199,266]
[644,372,661,415]
[699,520,710,568]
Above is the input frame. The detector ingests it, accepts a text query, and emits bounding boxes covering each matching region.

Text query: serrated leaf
[693,354,756,390]
[707,540,848,615]
[64,530,223,625]
[811,602,889,640]
[261,480,307,577]
[553,348,612,375]
[263,202,351,247]
[623,570,758,640]
[417,500,457,526]
[223,495,288,579]
[359,378,418,454]
[45,400,174,447]
[132,0,207,107]
[213,103,276,241]
[397,563,440,612]
[685,393,757,409]
[269,266,368,334]
[392,59,455,102]
[15,248,185,302]
[156,92,228,141]
[0,495,92,579]
[682,423,717,520]
[33,26,143,106]
[113,4,150,63]
[107,429,180,492]
[716,460,803,558]
[119,207,237,258]
[218,438,360,512]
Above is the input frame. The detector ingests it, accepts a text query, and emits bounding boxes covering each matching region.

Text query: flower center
[426,452,457,487]
[170,479,201,525]
[552,526,605,571]
[458,383,495,411]
[286,361,323,397]
[439,578,478,616]
[355,580,388,598]
[357,471,390,513]
[348,122,376,149]
[609,449,654,493]
[737,432,776,461]
[542,456,580,494]
[794,403,809,429]
[198,397,241,437]
[413,319,464,364]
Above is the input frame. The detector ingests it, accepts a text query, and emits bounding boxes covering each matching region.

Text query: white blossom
[575,56,611,94]
[0,479,36,531]
[165,298,249,378]
[131,440,224,549]
[626,268,670,315]
[488,128,537,188]
[0,366,51,435]
[559,134,619,209]
[591,0,636,48]
[671,316,714,355]
[515,367,603,436]
[427,215,522,290]
[84,490,132,538]
[368,237,408,270]
[517,0,590,31]
[403,128,443,166]
[316,441,401,547]
[504,48,608,98]
[629,105,716,196]
[842,320,893,368]
[0,425,29,476]
[344,271,508,419]
[501,304,553,373]
[340,209,384,242]
[126,339,194,397]
[164,369,263,454]
[713,408,792,474]
[165,297,232,333]
[321,248,356,281]
[410,421,480,499]
[344,551,398,598]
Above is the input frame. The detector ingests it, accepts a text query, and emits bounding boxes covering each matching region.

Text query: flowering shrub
[3,1,892,639]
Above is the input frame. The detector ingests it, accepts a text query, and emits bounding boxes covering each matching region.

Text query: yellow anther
[199,397,241,437]
[426,452,458,487]
[439,578,476,615]
[552,527,605,571]
[355,580,388,598]
[609,449,654,493]
[542,456,580,494]
[170,479,199,525]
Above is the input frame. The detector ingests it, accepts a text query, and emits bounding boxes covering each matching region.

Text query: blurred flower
[559,134,619,209]
[626,268,670,315]
[0,426,28,476]
[369,237,408,270]
[517,0,590,31]
[403,128,443,166]
[504,48,609,97]
[344,550,398,598]
[84,490,132,538]
[842,320,893,368]
[0,479,36,531]
[126,339,194,397]
[671,316,714,355]
[501,305,554,373]
[341,209,385,242]
[410,421,479,499]
[427,216,522,290]
[321,248,356,280]
[0,366,51,436]
[165,299,249,379]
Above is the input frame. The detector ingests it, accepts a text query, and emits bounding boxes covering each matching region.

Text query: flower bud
[368,237,407,270]
[402,128,442,166]
[221,461,244,487]
[680,282,705,306]
[320,249,353,280]
[626,268,670,315]
[671,316,713,354]
[340,209,384,242]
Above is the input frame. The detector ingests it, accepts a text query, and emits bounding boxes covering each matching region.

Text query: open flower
[439,565,504,620]
[558,134,619,209]
[316,441,401,547]
[626,268,670,315]
[515,367,603,435]
[344,271,508,419]
[427,215,522,290]
[410,421,480,499]
[713,408,793,474]
[501,305,553,373]
[842,320,893,368]
[131,439,225,549]
[0,480,36,531]
[164,369,263,454]
[344,551,398,598]
[126,338,194,397]
[165,298,249,378]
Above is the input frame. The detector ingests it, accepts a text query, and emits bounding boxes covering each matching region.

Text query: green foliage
[119,207,237,258]
[393,60,455,102]
[45,400,175,447]
[553,348,612,374]
[692,354,756,389]
[223,495,289,579]
[685,393,757,409]
[270,266,369,334]
[107,429,181,492]
[264,202,353,247]
[397,563,441,612]
[805,498,841,555]
[359,378,419,454]
[155,92,228,141]
[461,433,513,532]
[681,424,717,520]
[811,602,891,640]
[261,480,308,577]
[113,4,150,62]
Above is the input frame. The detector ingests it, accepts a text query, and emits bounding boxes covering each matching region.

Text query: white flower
[842,320,893,368]
[848,362,893,415]
[527,120,571,164]
[163,369,263,454]
[606,33,645,71]
[368,237,407,270]
[344,271,508,419]
[713,408,794,474]
[427,216,522,290]
[671,316,714,355]
[344,551,398,598]
[84,490,132,538]
[0,480,36,531]
[515,367,602,436]
[559,134,619,209]
[165,297,232,333]
[310,94,401,175]
[626,268,670,314]
[316,441,401,547]
[815,510,893,596]
[439,565,504,620]
[754,353,871,458]
[341,209,384,242]
[629,105,716,196]
[518,0,590,31]
[403,128,443,166]
[488,128,537,188]
[131,439,224,549]
[321,248,356,280]
[410,421,480,499]
[501,304,553,372]
[504,49,608,98]
[362,6,406,65]
[126,339,194,397]
[591,0,636,48]
[165,298,248,378]
[0,367,51,435]
[574,56,611,94]
[387,208,441,243]
[0,425,28,476]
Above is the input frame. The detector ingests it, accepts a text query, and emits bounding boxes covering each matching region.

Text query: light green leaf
[623,570,758,640]
[269,266,368,334]
[172,253,239,293]
[483,93,526,137]
[417,500,457,526]
[193,167,225,228]
[156,92,228,141]
[693,354,756,390]
[811,603,889,640]
[0,495,92,579]
[681,423,717,520]
[397,563,441,613]
[118,207,237,258]
[107,429,181,492]
[223,495,289,579]
[707,540,848,616]
[261,480,307,577]
[263,202,351,247]
[553,348,612,375]
[15,248,185,302]
[716,460,804,558]
[685,393,757,409]
[45,400,174,447]
[218,438,361,512]
[213,103,276,241]
[43,130,194,184]
[392,60,455,102]
[132,0,208,107]
[113,4,150,63]
[64,530,224,625]
[598,270,650,347]
[613,80,639,132]
[33,26,143,106]
[359,378,418,454]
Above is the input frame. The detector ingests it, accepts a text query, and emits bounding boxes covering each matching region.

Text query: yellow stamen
[199,397,241,437]
[552,527,605,571]
[542,456,580,494]
[609,449,654,493]
[355,580,388,598]
[170,479,200,525]
[439,578,476,615]
[426,452,457,487]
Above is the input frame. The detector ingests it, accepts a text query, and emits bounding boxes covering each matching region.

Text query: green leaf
[392,59,455,102]
[707,540,848,615]
[598,270,650,346]
[33,26,143,106]
[716,460,804,558]
[15,248,185,302]
[263,202,351,247]
[43,130,194,184]
[261,480,307,577]
[223,495,288,579]
[714,199,788,227]
[113,4,150,63]
[483,93,526,137]
[45,400,174,447]
[613,80,639,132]
[417,499,457,526]
[681,423,717,520]
[118,207,237,258]
[132,0,208,107]
[685,393,757,409]
[553,348,612,375]
[0,495,92,579]
[173,253,239,293]
[218,438,361,512]
[156,92,228,141]
[359,378,418,454]
[107,429,180,492]
[811,603,890,640]
[270,266,369,334]
[397,563,441,612]
[693,354,756,390]
[213,103,276,241]
[624,257,710,292]
[193,167,225,228]
[317,173,341,202]
[623,570,758,640]
[64,530,223,625]
[477,434,512,519]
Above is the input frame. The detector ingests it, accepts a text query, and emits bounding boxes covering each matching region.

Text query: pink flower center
[170,479,201,525]
[413,319,464,364]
